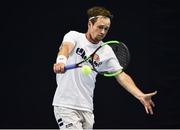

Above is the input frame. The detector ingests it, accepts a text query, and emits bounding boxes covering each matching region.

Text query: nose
[100,28,106,35]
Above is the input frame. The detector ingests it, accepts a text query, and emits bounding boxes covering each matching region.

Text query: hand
[139,91,157,115]
[53,62,65,73]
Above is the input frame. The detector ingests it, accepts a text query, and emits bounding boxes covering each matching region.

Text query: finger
[146,91,157,97]
[148,106,153,115]
[53,64,58,73]
[145,106,149,114]
[151,91,157,96]
[150,100,155,107]
[55,64,61,73]
[60,65,64,73]
[53,64,57,73]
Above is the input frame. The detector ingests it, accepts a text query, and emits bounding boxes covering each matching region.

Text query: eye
[98,26,109,31]
[98,26,104,30]
[104,27,109,31]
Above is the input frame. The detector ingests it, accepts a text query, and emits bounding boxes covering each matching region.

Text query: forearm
[58,42,74,58]
[54,42,74,73]
[115,72,144,100]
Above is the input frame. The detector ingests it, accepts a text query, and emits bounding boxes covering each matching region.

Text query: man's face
[88,17,111,43]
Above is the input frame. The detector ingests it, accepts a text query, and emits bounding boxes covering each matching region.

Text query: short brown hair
[87,6,113,23]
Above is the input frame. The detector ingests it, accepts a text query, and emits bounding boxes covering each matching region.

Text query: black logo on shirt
[76,48,102,67]
[66,123,73,128]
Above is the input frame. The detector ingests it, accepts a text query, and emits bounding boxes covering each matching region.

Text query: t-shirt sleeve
[97,46,123,72]
[62,31,77,46]
[106,57,123,72]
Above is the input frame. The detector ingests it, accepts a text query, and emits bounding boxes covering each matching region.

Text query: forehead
[94,17,111,27]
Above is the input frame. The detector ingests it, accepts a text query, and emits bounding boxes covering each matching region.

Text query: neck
[85,33,99,44]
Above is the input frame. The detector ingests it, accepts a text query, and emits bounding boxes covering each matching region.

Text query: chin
[96,37,103,41]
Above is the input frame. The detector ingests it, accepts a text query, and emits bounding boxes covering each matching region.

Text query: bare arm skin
[53,42,74,73]
[115,72,157,115]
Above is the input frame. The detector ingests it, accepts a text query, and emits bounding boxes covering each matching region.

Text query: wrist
[56,55,67,64]
[136,93,145,100]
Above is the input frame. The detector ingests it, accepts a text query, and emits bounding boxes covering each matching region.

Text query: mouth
[97,35,104,38]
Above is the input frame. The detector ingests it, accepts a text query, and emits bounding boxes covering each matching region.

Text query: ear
[88,21,91,27]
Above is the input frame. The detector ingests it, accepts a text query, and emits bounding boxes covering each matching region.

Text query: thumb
[147,91,157,97]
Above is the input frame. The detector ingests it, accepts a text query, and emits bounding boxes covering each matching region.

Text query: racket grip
[64,64,77,70]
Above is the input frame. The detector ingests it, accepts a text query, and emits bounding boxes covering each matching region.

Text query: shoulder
[100,42,115,56]
[103,42,112,51]
[63,30,83,39]
[63,31,84,45]
[66,30,83,36]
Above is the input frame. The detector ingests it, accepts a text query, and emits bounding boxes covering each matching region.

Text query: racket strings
[111,43,130,69]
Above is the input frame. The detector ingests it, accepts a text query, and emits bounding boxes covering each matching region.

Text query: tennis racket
[64,40,130,77]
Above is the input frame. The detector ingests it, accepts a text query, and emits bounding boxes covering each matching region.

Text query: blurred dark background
[1,0,180,128]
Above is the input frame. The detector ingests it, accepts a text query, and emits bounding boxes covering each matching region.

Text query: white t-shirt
[53,31,123,112]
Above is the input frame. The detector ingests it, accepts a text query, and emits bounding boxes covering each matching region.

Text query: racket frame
[64,40,130,77]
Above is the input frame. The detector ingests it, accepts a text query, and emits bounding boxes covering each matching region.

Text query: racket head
[110,41,130,70]
[91,40,130,77]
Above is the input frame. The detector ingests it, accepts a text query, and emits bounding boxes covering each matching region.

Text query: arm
[53,42,74,73]
[115,72,157,115]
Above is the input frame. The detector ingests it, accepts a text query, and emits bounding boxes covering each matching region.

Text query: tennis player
[53,6,157,129]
